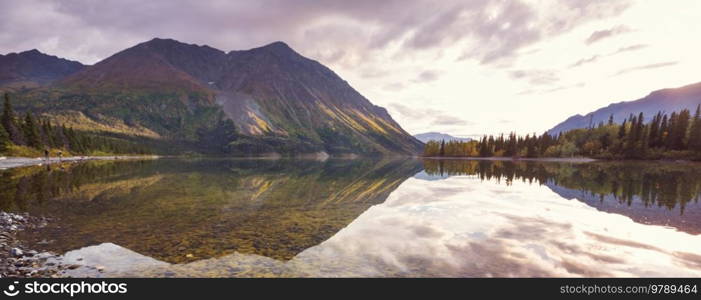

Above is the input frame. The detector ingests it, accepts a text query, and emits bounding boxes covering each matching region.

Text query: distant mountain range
[413,132,472,143]
[0,49,84,90]
[2,38,423,156]
[548,81,701,135]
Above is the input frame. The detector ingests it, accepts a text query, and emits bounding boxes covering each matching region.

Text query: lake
[2,158,701,277]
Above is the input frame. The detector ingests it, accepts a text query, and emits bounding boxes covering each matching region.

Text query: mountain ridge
[0,49,85,90]
[7,38,423,156]
[548,81,701,135]
[413,132,472,143]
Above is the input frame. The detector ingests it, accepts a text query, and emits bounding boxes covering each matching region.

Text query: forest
[0,93,152,157]
[423,106,701,160]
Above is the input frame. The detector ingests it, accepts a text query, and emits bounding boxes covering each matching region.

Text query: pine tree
[525,134,537,157]
[670,110,691,150]
[618,119,627,139]
[689,105,701,152]
[648,112,661,148]
[1,93,25,145]
[640,126,649,158]
[23,112,42,149]
[506,132,517,157]
[41,119,56,148]
[478,136,492,157]
[659,114,669,147]
[0,124,9,153]
[608,114,614,125]
[666,112,678,149]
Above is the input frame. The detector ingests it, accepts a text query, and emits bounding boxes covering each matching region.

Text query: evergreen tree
[678,109,691,149]
[525,134,537,157]
[506,132,517,157]
[22,112,42,149]
[648,112,661,148]
[1,93,25,145]
[478,136,492,157]
[689,105,701,152]
[668,110,690,150]
[640,126,649,158]
[41,119,56,148]
[659,114,669,147]
[617,119,627,147]
[0,124,9,152]
[423,108,701,160]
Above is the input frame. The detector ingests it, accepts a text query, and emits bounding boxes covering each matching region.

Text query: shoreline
[0,155,160,170]
[0,212,68,277]
[421,156,597,163]
[421,156,701,164]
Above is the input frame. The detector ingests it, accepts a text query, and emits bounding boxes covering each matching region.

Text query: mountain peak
[263,41,292,49]
[139,38,184,48]
[20,49,43,55]
[247,41,299,56]
[137,38,224,54]
[0,48,85,87]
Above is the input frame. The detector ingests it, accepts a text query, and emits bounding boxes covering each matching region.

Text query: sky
[1,0,700,138]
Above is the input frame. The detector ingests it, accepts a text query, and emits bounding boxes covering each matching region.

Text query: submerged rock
[0,211,66,278]
[10,248,23,257]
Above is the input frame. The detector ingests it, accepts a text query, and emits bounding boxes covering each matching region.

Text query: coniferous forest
[423,106,701,161]
[0,93,152,157]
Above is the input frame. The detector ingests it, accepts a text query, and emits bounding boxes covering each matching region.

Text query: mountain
[10,38,423,156]
[413,132,472,143]
[548,81,701,135]
[0,49,84,90]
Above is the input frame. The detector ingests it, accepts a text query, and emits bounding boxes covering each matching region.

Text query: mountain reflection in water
[3,158,421,264]
[422,159,701,234]
[2,158,701,277]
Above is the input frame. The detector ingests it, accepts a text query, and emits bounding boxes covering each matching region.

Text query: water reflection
[2,158,421,264]
[423,159,701,234]
[2,158,701,277]
[62,162,701,277]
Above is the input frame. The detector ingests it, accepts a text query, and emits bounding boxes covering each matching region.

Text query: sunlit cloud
[585,25,632,45]
[613,61,678,76]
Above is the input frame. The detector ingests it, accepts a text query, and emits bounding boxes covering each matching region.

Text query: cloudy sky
[1,0,699,137]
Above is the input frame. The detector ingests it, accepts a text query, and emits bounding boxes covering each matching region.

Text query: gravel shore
[0,212,73,278]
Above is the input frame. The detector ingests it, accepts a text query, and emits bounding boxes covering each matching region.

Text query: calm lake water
[2,158,701,277]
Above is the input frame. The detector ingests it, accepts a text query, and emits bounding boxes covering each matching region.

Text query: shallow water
[2,158,701,277]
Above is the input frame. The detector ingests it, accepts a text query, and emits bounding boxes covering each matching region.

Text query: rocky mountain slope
[8,38,423,155]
